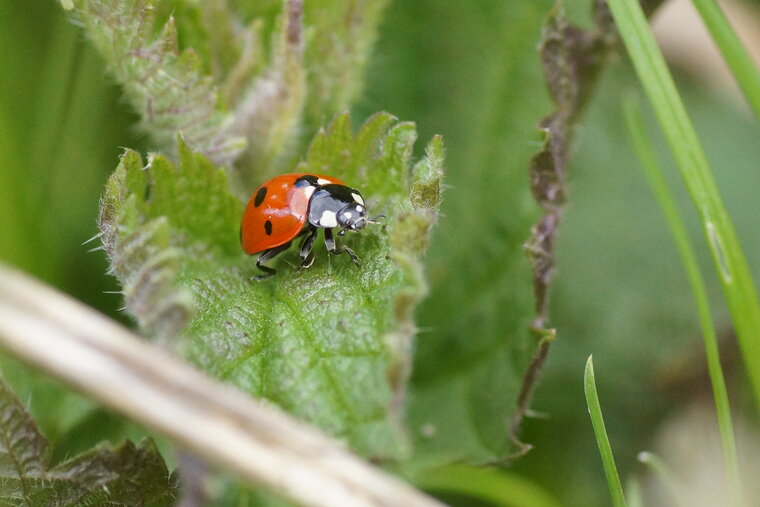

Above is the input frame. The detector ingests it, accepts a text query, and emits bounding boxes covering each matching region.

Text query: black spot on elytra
[254,186,267,207]
[264,220,273,235]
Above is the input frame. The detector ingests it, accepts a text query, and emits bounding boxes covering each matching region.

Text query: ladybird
[241,173,380,280]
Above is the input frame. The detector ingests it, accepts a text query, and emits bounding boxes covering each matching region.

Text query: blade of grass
[622,96,742,506]
[690,0,760,120]
[606,0,760,409]
[584,356,627,507]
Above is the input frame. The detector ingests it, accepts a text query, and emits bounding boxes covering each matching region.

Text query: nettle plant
[3,1,440,504]
[89,0,443,458]
[1,0,618,504]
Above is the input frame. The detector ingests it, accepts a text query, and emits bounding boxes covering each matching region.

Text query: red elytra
[241,172,345,255]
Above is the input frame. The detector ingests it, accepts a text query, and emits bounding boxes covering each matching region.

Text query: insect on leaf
[99,113,444,458]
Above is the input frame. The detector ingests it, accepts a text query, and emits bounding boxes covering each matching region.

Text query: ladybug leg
[298,227,318,269]
[252,241,292,281]
[324,228,360,267]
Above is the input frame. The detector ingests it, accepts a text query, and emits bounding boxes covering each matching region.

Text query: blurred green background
[2,0,760,505]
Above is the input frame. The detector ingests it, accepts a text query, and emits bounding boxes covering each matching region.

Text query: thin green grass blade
[606,0,760,409]
[584,356,627,507]
[622,96,742,506]
[690,0,760,120]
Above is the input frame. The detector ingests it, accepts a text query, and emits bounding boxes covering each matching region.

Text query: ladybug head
[337,202,368,232]
[336,203,385,236]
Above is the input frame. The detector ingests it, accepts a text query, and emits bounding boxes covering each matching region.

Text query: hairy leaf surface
[99,113,443,458]
[62,0,393,199]
[62,0,246,167]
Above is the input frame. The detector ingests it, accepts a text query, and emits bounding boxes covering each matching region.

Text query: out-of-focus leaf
[0,376,176,506]
[528,0,616,321]
[371,0,557,466]
[0,4,148,452]
[517,0,616,451]
[411,463,562,507]
[61,1,393,201]
[302,0,390,128]
[98,114,444,458]
[62,0,246,167]
[359,0,615,466]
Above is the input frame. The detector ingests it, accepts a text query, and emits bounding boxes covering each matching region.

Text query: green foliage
[396,0,613,466]
[410,463,562,507]
[6,0,757,504]
[62,0,246,167]
[66,0,441,460]
[394,0,554,466]
[622,96,741,504]
[0,376,176,506]
[61,0,393,198]
[302,0,390,127]
[0,3,150,457]
[524,64,760,506]
[98,114,444,458]
[606,0,760,407]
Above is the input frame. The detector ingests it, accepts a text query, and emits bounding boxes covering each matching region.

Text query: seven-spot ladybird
[241,173,380,280]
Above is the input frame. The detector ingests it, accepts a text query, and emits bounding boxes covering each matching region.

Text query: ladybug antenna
[365,214,386,224]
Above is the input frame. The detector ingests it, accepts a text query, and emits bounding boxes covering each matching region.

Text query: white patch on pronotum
[351,192,365,205]
[355,205,364,213]
[303,186,316,199]
[317,178,332,186]
[319,210,338,228]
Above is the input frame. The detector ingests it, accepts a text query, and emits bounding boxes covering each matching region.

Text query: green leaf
[302,0,391,128]
[410,463,562,507]
[398,0,555,466]
[402,1,614,465]
[0,376,176,506]
[63,0,246,167]
[62,1,394,200]
[98,113,444,458]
